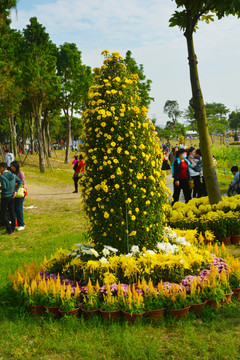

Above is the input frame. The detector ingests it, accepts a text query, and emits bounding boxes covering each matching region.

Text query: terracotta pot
[29,304,45,317]
[232,288,240,299]
[44,305,60,318]
[169,306,190,320]
[100,309,121,322]
[218,236,231,245]
[190,301,207,315]
[146,308,165,320]
[222,293,233,304]
[81,307,99,320]
[231,235,240,244]
[59,307,80,317]
[121,310,145,324]
[206,300,219,309]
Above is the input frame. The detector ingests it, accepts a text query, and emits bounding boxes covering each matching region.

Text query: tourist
[172,149,191,205]
[168,147,177,165]
[225,165,240,197]
[72,154,85,193]
[161,152,171,170]
[4,149,14,170]
[187,147,202,198]
[72,155,78,166]
[10,161,26,231]
[195,149,207,196]
[0,162,22,234]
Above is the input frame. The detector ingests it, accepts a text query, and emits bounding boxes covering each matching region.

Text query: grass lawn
[0,152,240,360]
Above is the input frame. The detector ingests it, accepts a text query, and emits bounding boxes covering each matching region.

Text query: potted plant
[229,216,240,244]
[24,279,45,316]
[201,267,225,308]
[122,285,145,324]
[59,283,81,317]
[218,269,233,303]
[42,276,62,318]
[165,285,190,320]
[142,280,166,320]
[189,277,207,314]
[81,279,100,320]
[100,295,121,321]
[229,269,240,298]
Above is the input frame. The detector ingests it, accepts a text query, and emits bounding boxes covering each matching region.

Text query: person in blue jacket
[172,148,191,205]
[0,162,22,234]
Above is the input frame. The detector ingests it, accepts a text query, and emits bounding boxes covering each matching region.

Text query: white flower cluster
[72,227,192,263]
[156,242,179,254]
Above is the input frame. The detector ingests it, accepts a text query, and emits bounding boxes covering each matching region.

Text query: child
[225,165,240,197]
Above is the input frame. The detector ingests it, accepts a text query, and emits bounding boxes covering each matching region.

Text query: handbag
[15,186,25,198]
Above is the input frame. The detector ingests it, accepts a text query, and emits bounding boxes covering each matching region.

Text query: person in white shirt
[4,150,14,170]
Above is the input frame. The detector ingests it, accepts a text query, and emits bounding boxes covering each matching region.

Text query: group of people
[72,154,85,193]
[169,146,207,205]
[0,150,26,234]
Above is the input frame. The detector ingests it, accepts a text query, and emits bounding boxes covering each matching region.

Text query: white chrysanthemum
[104,245,118,253]
[175,237,187,245]
[100,256,108,264]
[125,253,133,257]
[131,245,140,254]
[146,250,155,255]
[90,249,99,257]
[102,248,110,256]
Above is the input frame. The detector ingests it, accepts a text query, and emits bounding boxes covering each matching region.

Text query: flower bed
[164,196,240,239]
[40,228,212,285]
[9,228,240,321]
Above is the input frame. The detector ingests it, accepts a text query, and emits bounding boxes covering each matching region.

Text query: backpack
[171,158,191,175]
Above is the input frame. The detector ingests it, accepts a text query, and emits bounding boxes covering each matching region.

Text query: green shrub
[81,51,167,253]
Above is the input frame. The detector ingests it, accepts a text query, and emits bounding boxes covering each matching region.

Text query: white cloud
[10,0,240,124]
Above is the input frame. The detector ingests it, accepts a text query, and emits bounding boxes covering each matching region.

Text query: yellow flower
[115,184,120,189]
[104,212,109,219]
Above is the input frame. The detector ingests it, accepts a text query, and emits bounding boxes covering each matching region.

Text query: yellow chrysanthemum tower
[81,51,167,253]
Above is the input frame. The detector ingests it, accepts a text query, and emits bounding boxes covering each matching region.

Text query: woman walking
[172,148,191,205]
[10,161,25,230]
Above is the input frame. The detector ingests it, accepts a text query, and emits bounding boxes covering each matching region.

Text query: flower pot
[206,300,219,309]
[169,306,190,320]
[222,293,233,304]
[44,305,60,318]
[218,236,231,245]
[59,307,80,317]
[100,309,121,322]
[29,304,45,317]
[190,301,207,315]
[232,288,240,299]
[146,308,165,320]
[121,310,145,324]
[231,235,240,244]
[81,307,99,320]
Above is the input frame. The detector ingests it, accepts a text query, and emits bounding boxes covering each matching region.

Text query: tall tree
[169,1,240,204]
[229,110,240,135]
[0,0,20,153]
[57,43,93,164]
[124,50,154,108]
[22,17,60,172]
[163,100,181,126]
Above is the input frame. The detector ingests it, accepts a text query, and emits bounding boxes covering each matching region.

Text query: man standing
[0,162,22,234]
[4,149,14,170]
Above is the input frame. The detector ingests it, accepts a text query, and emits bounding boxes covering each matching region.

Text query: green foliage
[124,50,154,108]
[81,51,167,253]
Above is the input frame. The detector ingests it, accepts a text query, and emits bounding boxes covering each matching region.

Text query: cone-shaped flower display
[81,51,167,253]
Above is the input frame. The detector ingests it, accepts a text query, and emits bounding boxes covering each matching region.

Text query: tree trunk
[46,116,51,158]
[7,115,18,157]
[185,31,221,204]
[29,114,35,155]
[64,116,71,164]
[34,104,45,173]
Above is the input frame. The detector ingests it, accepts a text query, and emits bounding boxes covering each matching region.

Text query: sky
[10,0,240,126]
